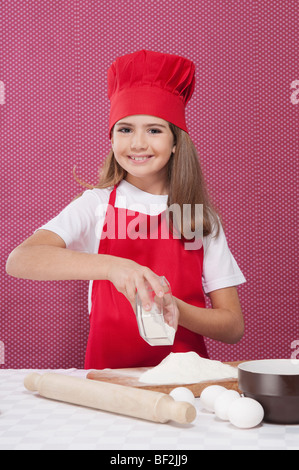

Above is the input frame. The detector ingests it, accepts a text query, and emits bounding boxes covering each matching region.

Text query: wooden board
[86,362,242,397]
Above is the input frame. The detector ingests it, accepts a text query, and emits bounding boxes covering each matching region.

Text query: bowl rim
[238,359,299,376]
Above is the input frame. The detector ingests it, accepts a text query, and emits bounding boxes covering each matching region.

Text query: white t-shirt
[38,180,246,311]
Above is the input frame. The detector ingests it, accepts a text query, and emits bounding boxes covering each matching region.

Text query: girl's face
[111,115,176,194]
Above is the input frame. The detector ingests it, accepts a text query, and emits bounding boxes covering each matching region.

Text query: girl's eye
[148,128,161,134]
[118,127,131,133]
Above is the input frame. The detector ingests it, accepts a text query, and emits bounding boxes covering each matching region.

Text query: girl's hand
[163,294,179,331]
[105,256,165,311]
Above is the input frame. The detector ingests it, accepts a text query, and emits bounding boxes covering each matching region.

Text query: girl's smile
[128,154,154,163]
[111,115,176,194]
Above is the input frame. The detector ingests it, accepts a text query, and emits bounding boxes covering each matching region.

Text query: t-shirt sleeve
[202,222,246,293]
[36,189,110,253]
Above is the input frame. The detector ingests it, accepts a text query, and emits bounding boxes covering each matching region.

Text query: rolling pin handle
[169,400,197,424]
[156,396,197,424]
[24,373,42,392]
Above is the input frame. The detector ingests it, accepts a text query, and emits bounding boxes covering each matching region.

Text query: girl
[6,50,246,369]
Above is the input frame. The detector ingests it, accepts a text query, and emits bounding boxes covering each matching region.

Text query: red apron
[84,184,208,369]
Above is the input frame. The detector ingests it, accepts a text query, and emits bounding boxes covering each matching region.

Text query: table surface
[0,369,298,450]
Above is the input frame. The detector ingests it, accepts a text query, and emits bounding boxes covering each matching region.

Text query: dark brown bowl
[238,360,299,424]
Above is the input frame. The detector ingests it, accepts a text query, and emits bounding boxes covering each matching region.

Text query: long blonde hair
[74,123,220,238]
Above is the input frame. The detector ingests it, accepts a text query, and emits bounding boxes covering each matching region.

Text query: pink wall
[1,1,298,368]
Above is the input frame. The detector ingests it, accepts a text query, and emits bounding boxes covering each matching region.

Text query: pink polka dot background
[1,1,298,368]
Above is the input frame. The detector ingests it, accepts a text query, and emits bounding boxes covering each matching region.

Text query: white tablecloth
[0,369,298,451]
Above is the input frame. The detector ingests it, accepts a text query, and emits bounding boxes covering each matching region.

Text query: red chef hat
[107,49,195,136]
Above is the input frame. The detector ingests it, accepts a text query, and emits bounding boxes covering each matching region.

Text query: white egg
[200,385,226,412]
[228,397,264,429]
[169,387,195,405]
[214,389,241,421]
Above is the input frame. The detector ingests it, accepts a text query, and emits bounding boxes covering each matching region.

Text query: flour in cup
[141,304,175,345]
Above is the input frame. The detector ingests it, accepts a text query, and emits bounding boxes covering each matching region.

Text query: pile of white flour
[139,352,238,384]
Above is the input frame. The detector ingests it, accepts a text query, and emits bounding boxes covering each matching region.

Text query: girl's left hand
[162,293,179,332]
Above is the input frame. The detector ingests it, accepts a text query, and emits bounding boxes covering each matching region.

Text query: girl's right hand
[105,256,165,311]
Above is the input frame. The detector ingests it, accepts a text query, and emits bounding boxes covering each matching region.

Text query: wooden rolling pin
[24,372,196,424]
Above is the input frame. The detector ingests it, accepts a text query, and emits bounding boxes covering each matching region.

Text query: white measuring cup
[135,276,178,346]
